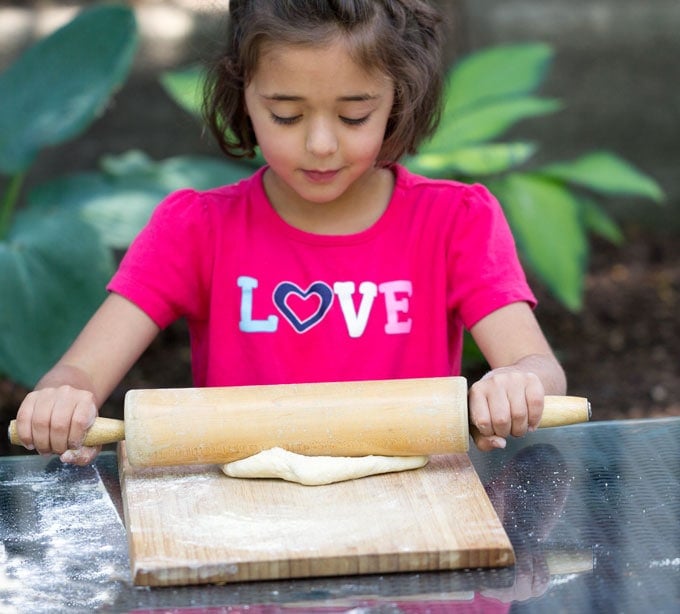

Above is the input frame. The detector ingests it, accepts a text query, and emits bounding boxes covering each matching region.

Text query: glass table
[1,417,678,613]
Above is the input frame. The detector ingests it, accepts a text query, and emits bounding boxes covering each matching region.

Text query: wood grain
[123,377,469,467]
[118,443,514,587]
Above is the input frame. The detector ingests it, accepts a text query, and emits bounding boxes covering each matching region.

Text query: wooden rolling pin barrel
[9,376,590,467]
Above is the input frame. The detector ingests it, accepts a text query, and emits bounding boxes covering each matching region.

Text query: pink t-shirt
[108,165,535,387]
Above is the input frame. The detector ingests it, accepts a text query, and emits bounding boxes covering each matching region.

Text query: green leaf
[96,150,252,189]
[160,66,206,117]
[491,174,588,311]
[539,152,665,202]
[579,195,624,245]
[0,5,138,174]
[424,97,561,151]
[28,171,162,250]
[444,43,554,114]
[406,142,536,177]
[28,151,254,249]
[0,207,113,386]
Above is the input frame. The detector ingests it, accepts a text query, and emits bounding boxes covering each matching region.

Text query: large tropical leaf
[578,194,625,245]
[424,97,561,151]
[0,207,113,386]
[0,5,138,174]
[27,151,254,249]
[491,174,588,311]
[406,142,536,177]
[443,43,554,114]
[160,65,206,117]
[539,152,665,203]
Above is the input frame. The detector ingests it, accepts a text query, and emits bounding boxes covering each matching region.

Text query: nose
[305,117,338,157]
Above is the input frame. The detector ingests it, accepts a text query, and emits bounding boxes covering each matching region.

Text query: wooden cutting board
[118,443,514,587]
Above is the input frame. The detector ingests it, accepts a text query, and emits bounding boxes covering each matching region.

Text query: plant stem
[0,173,25,240]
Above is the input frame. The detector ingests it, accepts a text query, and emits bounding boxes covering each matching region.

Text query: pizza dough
[222,447,429,486]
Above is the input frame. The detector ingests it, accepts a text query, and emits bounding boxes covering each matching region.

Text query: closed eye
[270,113,370,127]
[270,113,301,126]
[341,115,370,126]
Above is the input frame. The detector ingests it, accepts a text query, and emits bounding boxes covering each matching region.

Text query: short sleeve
[107,189,213,328]
[447,184,536,329]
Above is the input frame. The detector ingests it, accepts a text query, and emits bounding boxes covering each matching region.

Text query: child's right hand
[14,385,100,465]
[13,293,161,466]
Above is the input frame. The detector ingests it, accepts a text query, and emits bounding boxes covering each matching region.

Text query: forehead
[251,39,392,94]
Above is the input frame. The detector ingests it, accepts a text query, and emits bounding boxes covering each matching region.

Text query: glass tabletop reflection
[0,417,678,613]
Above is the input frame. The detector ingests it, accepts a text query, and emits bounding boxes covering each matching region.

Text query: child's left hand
[468,367,545,451]
[467,302,566,451]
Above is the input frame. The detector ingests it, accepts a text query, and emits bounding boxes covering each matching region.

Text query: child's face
[244,39,394,221]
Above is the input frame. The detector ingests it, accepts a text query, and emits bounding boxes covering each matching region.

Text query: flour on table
[222,447,429,486]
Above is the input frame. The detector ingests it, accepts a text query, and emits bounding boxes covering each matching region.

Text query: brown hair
[203,0,444,164]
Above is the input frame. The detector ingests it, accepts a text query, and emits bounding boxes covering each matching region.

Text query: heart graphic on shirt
[273,281,334,333]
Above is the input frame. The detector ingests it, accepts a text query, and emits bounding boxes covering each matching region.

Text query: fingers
[473,432,507,451]
[67,396,97,449]
[14,386,98,463]
[14,391,38,451]
[469,369,545,451]
[525,375,544,432]
[60,446,101,466]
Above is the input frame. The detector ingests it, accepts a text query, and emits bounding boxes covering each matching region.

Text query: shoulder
[391,164,504,221]
[152,167,264,222]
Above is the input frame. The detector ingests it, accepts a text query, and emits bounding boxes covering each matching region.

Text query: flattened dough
[222,447,429,486]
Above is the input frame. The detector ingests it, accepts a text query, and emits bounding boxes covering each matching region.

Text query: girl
[14,0,566,465]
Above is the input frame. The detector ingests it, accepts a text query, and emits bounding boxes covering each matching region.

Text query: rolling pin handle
[540,396,591,428]
[469,395,590,445]
[8,417,125,448]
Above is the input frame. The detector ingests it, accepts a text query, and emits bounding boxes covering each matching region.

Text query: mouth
[302,169,340,183]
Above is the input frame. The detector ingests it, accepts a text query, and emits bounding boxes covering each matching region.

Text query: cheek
[346,130,385,161]
[254,131,297,172]
[347,110,392,160]
[255,129,293,161]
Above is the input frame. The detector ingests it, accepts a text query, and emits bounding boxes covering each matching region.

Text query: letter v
[333,281,378,338]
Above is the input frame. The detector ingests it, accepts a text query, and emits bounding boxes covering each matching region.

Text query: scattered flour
[0,462,129,613]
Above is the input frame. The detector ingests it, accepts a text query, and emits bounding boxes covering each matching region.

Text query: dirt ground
[536,228,679,421]
[1,222,677,457]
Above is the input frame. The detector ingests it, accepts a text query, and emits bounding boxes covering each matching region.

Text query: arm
[468,301,566,451]
[14,293,161,464]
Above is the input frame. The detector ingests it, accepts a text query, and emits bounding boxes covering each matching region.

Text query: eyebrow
[263,93,381,102]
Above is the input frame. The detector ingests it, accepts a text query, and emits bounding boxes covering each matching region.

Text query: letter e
[379,280,412,334]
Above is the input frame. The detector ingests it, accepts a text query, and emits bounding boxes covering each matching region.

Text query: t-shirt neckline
[252,165,403,246]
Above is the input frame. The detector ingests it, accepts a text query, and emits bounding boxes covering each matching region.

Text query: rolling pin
[8,376,590,468]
